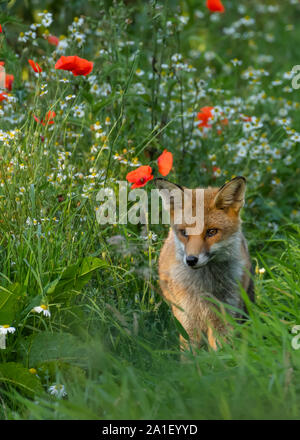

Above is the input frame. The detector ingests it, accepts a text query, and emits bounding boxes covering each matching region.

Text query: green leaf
[0,362,43,397]
[0,283,26,324]
[173,317,190,341]
[46,257,107,302]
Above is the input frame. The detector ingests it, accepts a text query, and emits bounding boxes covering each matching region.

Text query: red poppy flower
[198,106,229,134]
[5,74,14,91]
[28,59,42,73]
[157,149,173,177]
[126,165,154,189]
[47,35,59,46]
[55,55,94,76]
[206,0,225,13]
[33,115,41,124]
[197,106,214,128]
[0,61,4,66]
[33,110,56,126]
[0,92,7,102]
[0,25,2,33]
[44,110,56,123]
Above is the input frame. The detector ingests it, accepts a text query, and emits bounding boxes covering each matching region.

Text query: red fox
[154,176,255,352]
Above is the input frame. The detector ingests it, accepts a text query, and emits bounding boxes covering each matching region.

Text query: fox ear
[214,176,246,212]
[153,178,184,192]
[153,178,184,217]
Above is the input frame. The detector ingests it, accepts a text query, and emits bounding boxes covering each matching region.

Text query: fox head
[154,176,246,269]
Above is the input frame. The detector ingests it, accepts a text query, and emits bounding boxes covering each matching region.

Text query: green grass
[3,227,300,420]
[0,0,300,420]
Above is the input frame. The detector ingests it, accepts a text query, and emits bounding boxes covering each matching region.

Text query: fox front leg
[207,326,218,351]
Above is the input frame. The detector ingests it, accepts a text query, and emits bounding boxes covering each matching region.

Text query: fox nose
[186,255,198,267]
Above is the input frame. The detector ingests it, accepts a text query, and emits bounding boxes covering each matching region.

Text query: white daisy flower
[0,325,16,335]
[55,38,69,53]
[143,231,157,242]
[65,94,76,101]
[74,32,86,48]
[18,32,29,43]
[171,53,182,62]
[271,79,282,87]
[33,305,51,317]
[231,58,242,67]
[48,384,67,398]
[73,105,85,118]
[93,121,102,131]
[291,134,300,143]
[38,11,53,27]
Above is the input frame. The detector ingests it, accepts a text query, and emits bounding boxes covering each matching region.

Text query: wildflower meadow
[0,0,300,420]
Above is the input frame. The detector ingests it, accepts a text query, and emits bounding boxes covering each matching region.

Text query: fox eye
[206,228,218,237]
[179,229,188,238]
